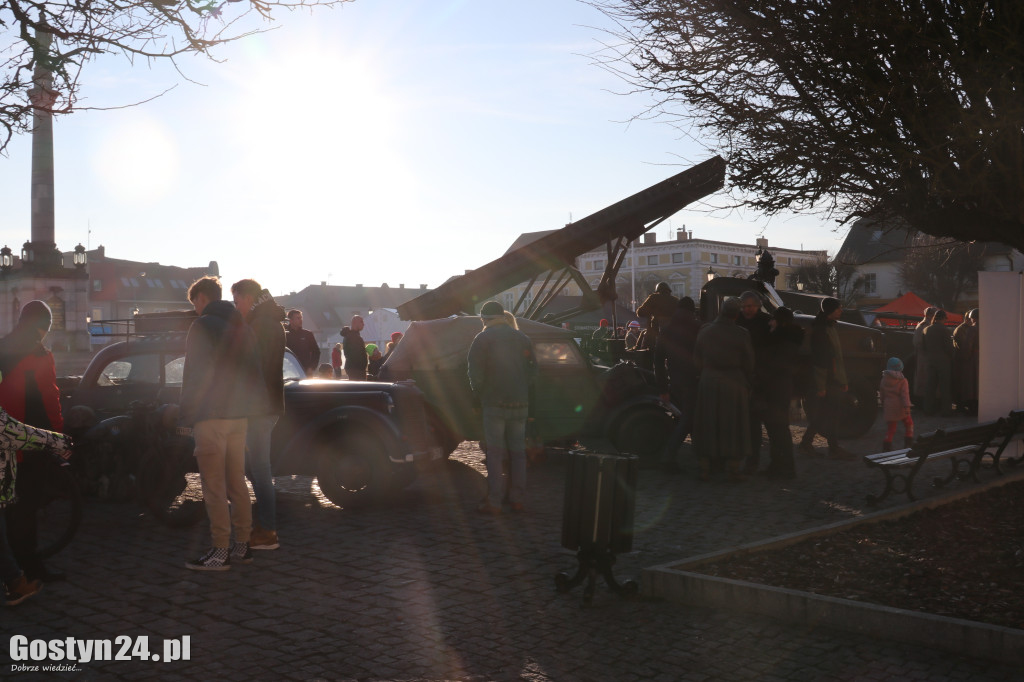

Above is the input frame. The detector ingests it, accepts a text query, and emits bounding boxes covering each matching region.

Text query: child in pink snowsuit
[880,357,914,450]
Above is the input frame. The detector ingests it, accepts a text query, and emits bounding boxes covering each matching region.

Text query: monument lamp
[73,244,87,268]
[0,246,12,272]
[706,266,717,282]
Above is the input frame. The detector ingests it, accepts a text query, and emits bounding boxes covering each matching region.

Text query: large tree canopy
[0,0,344,150]
[590,1,1024,252]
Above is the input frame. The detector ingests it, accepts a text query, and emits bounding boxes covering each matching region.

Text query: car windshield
[283,352,305,381]
[534,341,585,366]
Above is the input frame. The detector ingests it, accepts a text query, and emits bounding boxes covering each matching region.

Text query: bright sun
[92,114,180,205]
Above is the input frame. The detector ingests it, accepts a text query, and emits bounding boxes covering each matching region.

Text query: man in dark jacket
[0,301,66,582]
[181,277,268,571]
[231,279,286,551]
[763,307,804,478]
[468,302,537,515]
[340,315,368,380]
[736,290,773,474]
[636,282,679,350]
[654,297,701,472]
[285,309,319,375]
[799,297,852,459]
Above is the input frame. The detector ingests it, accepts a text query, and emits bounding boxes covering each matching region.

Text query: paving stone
[6,411,1023,680]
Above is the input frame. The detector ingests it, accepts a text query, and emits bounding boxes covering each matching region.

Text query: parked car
[378,316,678,460]
[61,326,443,508]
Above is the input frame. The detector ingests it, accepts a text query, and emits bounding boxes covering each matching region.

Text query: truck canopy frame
[397,156,726,322]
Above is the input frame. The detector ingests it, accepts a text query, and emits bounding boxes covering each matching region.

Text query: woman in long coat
[692,298,754,481]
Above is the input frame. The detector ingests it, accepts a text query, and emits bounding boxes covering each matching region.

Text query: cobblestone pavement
[4,409,1022,681]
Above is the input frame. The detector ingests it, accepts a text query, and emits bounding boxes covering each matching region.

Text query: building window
[709,253,718,263]
[647,255,658,266]
[733,255,742,265]
[672,253,683,263]
[593,259,604,270]
[863,273,877,294]
[92,279,102,292]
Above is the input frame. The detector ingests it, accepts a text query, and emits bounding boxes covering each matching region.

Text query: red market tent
[870,292,963,328]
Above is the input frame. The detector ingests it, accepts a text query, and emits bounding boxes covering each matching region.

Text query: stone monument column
[27,30,59,266]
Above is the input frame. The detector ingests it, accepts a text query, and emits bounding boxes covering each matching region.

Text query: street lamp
[21,241,33,264]
[796,277,805,291]
[0,246,13,272]
[73,244,87,268]
[706,266,717,282]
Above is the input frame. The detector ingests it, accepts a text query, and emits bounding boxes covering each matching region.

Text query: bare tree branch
[0,0,349,152]
[588,0,1024,253]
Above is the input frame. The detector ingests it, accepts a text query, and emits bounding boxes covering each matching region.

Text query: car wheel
[837,381,879,439]
[315,429,392,508]
[610,406,674,462]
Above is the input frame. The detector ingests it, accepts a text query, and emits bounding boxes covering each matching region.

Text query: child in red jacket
[880,357,914,451]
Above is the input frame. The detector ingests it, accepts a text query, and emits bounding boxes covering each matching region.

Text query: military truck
[700,278,886,437]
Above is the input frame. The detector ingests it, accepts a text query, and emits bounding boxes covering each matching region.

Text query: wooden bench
[988,410,1024,473]
[863,419,1007,505]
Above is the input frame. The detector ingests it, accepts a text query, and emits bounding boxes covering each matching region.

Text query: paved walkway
[4,410,1021,680]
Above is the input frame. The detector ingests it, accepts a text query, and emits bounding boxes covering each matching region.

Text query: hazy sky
[0,0,849,297]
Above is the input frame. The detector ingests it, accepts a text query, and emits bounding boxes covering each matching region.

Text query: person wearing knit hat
[16,300,52,333]
[879,356,914,451]
[468,300,537,515]
[383,332,403,364]
[799,296,854,459]
[624,320,642,350]
[0,301,66,582]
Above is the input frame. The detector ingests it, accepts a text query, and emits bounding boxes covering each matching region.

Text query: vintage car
[61,328,443,508]
[378,316,678,459]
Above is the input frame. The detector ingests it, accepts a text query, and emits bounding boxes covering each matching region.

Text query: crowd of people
[640,282,982,482]
[0,279,985,594]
